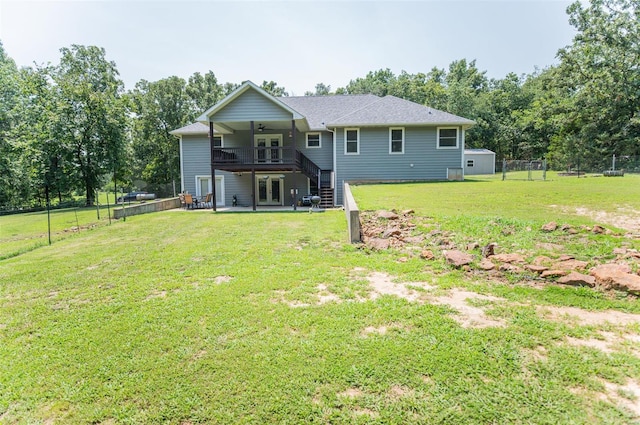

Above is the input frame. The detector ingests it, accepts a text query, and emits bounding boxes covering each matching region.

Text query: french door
[254,135,283,163]
[256,175,283,206]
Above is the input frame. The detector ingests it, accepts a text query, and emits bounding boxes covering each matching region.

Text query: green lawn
[1,176,639,424]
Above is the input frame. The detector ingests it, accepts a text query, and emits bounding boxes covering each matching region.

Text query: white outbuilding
[464,149,496,175]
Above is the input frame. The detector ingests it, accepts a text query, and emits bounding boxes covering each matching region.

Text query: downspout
[329,127,342,208]
[461,126,466,180]
[179,136,185,193]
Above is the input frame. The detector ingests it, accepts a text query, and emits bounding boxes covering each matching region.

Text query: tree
[550,0,640,168]
[340,69,396,96]
[130,76,192,194]
[186,71,223,113]
[0,42,21,207]
[260,80,288,97]
[53,45,128,206]
[304,83,331,96]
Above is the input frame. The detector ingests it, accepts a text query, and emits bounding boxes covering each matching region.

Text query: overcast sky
[0,0,577,95]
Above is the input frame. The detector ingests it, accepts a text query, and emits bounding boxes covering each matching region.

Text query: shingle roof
[327,95,475,127]
[169,122,210,135]
[279,95,380,130]
[173,85,475,135]
[465,149,495,155]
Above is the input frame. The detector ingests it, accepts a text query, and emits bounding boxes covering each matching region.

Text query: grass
[1,176,640,423]
[0,191,159,260]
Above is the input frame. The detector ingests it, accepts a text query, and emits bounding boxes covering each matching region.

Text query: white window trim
[389,127,405,154]
[437,127,459,149]
[306,132,322,149]
[213,135,224,148]
[344,128,360,155]
[195,175,225,206]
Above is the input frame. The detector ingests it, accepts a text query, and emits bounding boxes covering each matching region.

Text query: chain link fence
[496,155,640,178]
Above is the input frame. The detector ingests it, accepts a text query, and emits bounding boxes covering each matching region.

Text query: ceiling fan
[256,123,272,132]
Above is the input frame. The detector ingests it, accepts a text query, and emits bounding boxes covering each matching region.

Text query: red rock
[525,265,548,273]
[541,222,558,232]
[592,225,605,234]
[613,248,627,256]
[397,257,408,263]
[500,263,522,273]
[479,259,496,271]
[443,250,474,267]
[541,270,569,278]
[557,254,575,261]
[420,250,434,260]
[554,259,589,271]
[532,256,553,266]
[590,263,640,294]
[466,242,479,251]
[381,227,402,238]
[491,253,526,263]
[367,238,390,250]
[378,210,399,220]
[557,272,596,287]
[402,209,415,215]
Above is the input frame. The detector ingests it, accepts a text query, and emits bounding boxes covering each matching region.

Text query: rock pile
[360,210,640,296]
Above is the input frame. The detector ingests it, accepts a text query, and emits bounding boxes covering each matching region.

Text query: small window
[345,128,359,155]
[389,128,404,154]
[213,135,223,147]
[306,133,321,148]
[466,159,474,167]
[438,127,458,149]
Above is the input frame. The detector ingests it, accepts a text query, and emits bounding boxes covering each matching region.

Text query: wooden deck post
[251,169,256,211]
[209,121,217,211]
[291,119,297,211]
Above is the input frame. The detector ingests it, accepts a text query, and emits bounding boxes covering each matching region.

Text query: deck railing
[211,146,297,165]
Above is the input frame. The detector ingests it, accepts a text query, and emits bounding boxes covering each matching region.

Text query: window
[345,128,359,154]
[213,135,223,147]
[306,132,321,148]
[437,127,458,149]
[466,160,474,167]
[389,128,404,154]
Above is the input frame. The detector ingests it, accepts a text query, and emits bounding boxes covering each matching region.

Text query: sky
[0,0,578,95]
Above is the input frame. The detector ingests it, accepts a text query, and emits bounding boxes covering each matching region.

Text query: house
[464,149,496,175]
[170,80,475,210]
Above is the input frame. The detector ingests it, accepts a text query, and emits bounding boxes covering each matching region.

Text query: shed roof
[464,149,495,155]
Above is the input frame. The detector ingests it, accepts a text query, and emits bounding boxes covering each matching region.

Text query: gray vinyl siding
[181,134,316,206]
[296,131,333,170]
[211,90,293,122]
[334,126,463,204]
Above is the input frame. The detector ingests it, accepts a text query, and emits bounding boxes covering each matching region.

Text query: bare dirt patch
[213,275,232,284]
[430,290,507,328]
[316,284,340,304]
[366,271,433,302]
[573,206,640,233]
[538,305,640,327]
[338,388,363,398]
[565,335,616,354]
[601,378,640,417]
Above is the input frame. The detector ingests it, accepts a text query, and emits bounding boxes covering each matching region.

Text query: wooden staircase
[296,151,334,208]
[319,187,334,208]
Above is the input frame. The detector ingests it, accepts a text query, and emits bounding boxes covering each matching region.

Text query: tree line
[1,0,638,208]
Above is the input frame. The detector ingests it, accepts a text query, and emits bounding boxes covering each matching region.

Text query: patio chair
[183,193,194,209]
[201,193,213,208]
